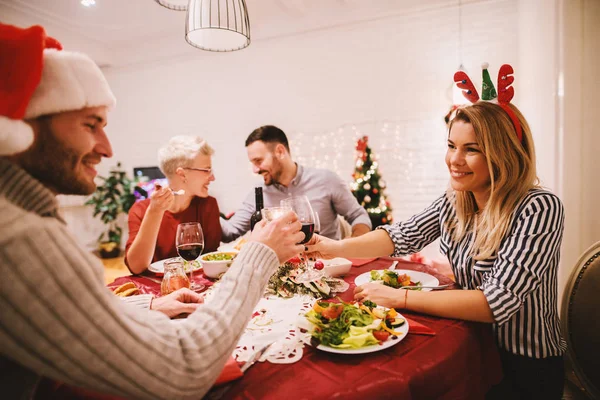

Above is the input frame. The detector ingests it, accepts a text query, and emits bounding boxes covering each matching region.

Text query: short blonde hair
[158,136,214,177]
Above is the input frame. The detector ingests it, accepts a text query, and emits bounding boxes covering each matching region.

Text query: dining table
[104,256,503,400]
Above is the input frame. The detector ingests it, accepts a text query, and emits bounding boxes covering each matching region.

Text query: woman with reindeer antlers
[306,64,566,399]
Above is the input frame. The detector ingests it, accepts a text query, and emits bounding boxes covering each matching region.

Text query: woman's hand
[354,283,402,309]
[148,183,174,213]
[304,234,343,260]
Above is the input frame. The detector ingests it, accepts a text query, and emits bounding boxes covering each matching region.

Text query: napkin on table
[214,356,243,385]
[405,317,436,336]
[348,258,378,267]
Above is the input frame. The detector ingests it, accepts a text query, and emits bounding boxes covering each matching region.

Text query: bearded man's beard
[16,118,97,195]
[261,157,284,186]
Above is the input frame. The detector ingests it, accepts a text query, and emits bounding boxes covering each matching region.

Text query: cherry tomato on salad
[314,260,324,270]
[321,304,343,320]
[373,330,390,342]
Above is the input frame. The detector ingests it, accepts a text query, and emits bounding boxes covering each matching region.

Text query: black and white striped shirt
[380,189,567,358]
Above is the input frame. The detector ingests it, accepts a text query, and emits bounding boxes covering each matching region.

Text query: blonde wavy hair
[448,102,539,260]
[158,135,214,178]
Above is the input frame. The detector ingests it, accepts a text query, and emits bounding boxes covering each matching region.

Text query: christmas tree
[350,136,393,228]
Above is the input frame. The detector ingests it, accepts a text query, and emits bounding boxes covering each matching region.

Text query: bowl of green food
[200,251,238,278]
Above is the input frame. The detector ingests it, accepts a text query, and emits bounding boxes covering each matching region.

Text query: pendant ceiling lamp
[185,0,251,52]
[154,0,189,11]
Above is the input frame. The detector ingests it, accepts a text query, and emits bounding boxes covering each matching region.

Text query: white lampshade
[154,0,189,11]
[185,0,251,52]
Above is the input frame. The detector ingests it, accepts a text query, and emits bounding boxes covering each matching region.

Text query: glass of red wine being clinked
[176,222,205,292]
[280,196,321,283]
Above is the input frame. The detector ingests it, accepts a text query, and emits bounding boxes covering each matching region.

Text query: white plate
[217,235,248,252]
[148,257,202,275]
[217,243,238,252]
[314,311,409,354]
[354,269,439,292]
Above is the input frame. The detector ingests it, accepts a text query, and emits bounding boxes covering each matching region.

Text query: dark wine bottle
[250,187,264,231]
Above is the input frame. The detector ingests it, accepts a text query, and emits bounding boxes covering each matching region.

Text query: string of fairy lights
[291,118,448,222]
[352,157,390,216]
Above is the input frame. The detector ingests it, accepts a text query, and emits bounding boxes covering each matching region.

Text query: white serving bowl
[200,251,238,278]
[321,257,352,277]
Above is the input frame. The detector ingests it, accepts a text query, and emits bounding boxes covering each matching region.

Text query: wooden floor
[99,255,131,285]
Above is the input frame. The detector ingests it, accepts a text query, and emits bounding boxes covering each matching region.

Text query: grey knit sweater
[0,158,280,399]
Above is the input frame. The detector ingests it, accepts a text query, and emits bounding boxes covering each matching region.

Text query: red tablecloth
[107,269,215,296]
[204,258,503,400]
[43,258,503,399]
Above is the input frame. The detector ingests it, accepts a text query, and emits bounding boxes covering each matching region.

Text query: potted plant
[85,162,136,258]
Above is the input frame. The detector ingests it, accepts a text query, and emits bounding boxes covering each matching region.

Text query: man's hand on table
[249,211,305,264]
[151,288,204,318]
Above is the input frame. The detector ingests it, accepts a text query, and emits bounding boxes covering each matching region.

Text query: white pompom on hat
[0,23,116,156]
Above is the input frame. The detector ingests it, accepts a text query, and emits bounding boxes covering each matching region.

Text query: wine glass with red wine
[280,196,321,283]
[176,222,205,291]
[313,211,321,235]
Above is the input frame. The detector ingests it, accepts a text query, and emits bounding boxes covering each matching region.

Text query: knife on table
[240,342,275,373]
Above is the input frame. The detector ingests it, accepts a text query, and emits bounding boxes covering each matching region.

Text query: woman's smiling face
[445,120,491,203]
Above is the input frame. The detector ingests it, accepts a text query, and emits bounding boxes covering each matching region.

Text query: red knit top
[124,196,221,271]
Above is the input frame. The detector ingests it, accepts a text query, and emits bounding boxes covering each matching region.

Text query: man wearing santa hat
[0,23,304,398]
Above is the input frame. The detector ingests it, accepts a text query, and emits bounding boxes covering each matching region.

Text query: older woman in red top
[125,136,222,274]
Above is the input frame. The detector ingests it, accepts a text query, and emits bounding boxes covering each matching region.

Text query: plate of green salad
[303,300,409,354]
[148,257,202,275]
[354,269,439,291]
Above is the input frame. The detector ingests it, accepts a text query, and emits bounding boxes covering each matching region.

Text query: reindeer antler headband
[453,63,523,143]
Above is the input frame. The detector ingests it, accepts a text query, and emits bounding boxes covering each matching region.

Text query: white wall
[64,0,518,246]
[58,0,599,288]
[553,0,600,297]
[580,0,600,254]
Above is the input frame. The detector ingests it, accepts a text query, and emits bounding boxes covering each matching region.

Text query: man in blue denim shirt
[221,125,372,242]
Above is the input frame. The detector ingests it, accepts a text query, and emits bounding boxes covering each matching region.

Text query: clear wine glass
[176,222,205,292]
[313,211,321,235]
[261,206,292,223]
[280,196,321,283]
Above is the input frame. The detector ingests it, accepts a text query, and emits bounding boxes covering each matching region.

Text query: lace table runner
[205,282,313,365]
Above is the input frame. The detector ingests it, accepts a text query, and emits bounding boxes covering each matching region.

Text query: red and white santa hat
[0,23,116,155]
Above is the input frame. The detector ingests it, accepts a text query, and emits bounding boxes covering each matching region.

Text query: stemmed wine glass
[261,206,292,223]
[313,211,321,235]
[176,222,205,292]
[280,196,321,283]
